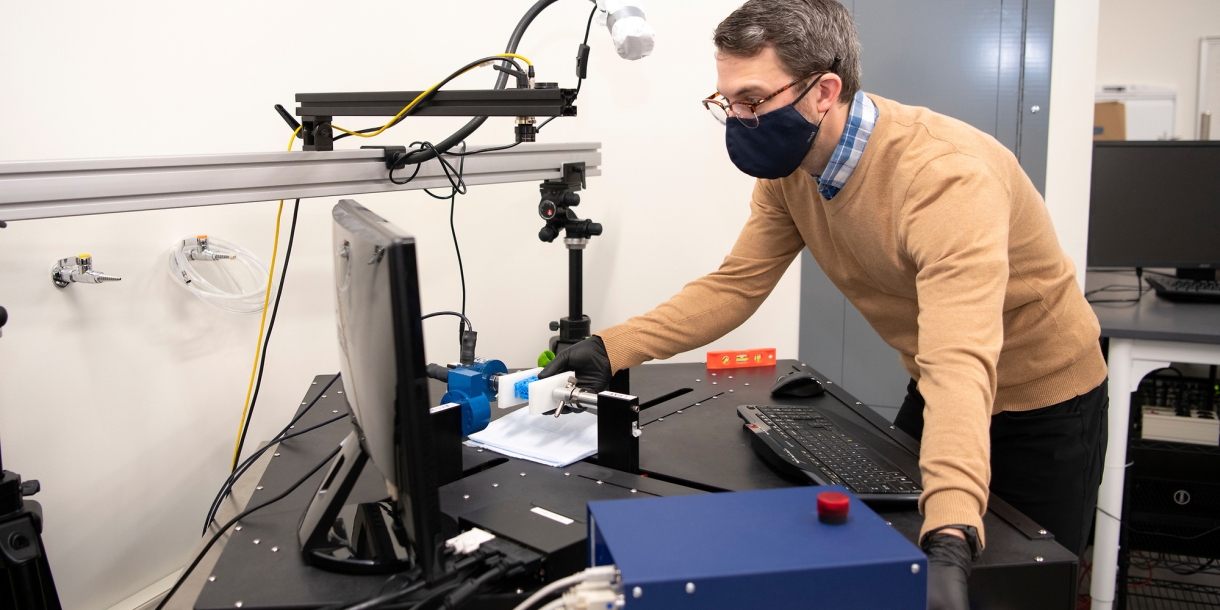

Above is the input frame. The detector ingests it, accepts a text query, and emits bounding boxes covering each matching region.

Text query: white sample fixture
[497,367,544,409]
[528,372,577,415]
[166,235,270,313]
[596,0,655,61]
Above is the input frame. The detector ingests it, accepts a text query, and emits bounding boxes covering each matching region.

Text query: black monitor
[298,199,458,580]
[1088,141,1220,278]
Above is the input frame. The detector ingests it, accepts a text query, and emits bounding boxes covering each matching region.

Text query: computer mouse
[769,371,825,398]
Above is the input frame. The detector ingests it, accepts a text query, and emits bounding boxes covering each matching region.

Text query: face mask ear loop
[792,73,824,108]
[793,54,843,118]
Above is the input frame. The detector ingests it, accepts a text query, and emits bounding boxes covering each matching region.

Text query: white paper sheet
[466,406,598,467]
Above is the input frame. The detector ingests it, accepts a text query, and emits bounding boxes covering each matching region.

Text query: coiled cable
[166,235,271,313]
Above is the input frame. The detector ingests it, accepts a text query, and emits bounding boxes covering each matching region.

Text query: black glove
[924,532,972,610]
[539,336,612,392]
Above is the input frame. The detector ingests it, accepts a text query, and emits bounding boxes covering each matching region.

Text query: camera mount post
[0,307,62,609]
[536,163,600,354]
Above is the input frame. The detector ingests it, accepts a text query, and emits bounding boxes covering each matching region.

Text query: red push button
[817,491,850,525]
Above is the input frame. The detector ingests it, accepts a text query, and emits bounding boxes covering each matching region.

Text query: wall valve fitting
[52,254,121,287]
[187,235,236,261]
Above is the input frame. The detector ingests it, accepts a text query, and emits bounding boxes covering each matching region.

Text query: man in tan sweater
[541,1,1108,607]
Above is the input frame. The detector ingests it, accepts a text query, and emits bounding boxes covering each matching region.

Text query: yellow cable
[229,51,532,468]
[230,126,301,471]
[332,53,532,140]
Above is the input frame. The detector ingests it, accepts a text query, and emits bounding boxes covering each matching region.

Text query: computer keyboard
[1145,275,1220,303]
[737,404,922,502]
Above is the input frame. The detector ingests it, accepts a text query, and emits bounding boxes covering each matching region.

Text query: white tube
[166,236,271,314]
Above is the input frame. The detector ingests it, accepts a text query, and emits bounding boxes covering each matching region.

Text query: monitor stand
[297,431,414,575]
[1177,268,1217,281]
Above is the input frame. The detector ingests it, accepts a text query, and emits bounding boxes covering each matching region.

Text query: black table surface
[1087,270,1220,343]
[626,361,1075,571]
[196,361,1077,609]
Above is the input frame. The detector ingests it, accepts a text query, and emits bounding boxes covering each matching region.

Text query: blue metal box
[587,485,926,609]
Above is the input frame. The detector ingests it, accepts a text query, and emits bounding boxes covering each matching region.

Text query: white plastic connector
[562,565,623,610]
[445,528,495,555]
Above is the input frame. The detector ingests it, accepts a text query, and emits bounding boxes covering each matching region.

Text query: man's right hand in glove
[539,336,612,392]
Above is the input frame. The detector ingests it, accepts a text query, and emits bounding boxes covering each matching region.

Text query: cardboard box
[1094,101,1127,140]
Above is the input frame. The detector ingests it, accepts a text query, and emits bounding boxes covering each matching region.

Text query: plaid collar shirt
[813,90,878,200]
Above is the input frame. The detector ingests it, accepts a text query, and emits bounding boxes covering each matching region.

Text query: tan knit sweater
[598,94,1108,545]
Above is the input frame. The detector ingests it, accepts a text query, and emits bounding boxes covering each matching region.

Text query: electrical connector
[445,528,496,555]
[561,566,623,610]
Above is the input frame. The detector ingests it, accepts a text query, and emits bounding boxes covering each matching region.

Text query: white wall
[1047,0,1102,283]
[1096,0,1220,139]
[0,2,801,607]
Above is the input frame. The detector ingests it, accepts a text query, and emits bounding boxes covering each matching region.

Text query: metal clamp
[552,382,599,417]
[52,254,120,287]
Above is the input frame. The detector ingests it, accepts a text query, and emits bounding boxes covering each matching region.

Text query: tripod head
[537,163,600,243]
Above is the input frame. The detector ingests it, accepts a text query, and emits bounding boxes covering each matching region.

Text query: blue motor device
[438,359,507,436]
[587,486,926,610]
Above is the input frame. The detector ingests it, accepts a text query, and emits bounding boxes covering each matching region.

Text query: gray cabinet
[798,0,1054,417]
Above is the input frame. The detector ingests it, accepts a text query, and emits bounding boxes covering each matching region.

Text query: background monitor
[309,199,447,578]
[1088,141,1220,273]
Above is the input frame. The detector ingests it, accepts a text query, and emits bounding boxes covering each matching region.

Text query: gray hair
[713,0,862,104]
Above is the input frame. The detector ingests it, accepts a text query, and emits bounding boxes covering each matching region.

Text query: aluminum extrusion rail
[0,142,601,221]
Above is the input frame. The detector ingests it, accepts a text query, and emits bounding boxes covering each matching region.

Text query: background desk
[191,361,1076,609]
[1087,272,1220,610]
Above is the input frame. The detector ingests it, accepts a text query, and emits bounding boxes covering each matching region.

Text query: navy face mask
[724,76,825,180]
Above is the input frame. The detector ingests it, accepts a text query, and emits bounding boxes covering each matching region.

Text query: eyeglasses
[703,71,827,129]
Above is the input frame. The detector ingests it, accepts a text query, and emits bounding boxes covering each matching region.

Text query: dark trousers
[893,379,1109,558]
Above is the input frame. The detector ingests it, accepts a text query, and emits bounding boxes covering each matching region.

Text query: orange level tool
[706,348,777,370]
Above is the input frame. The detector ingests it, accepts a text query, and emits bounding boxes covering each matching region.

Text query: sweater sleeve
[900,154,1011,548]
[597,180,806,372]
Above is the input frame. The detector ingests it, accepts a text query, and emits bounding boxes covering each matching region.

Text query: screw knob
[817,491,850,525]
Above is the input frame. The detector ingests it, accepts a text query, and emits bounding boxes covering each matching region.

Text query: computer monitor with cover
[1088,141,1220,279]
[297,199,459,580]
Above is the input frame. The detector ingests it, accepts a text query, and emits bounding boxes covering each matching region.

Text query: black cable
[423,141,469,199]
[421,311,473,331]
[232,199,302,473]
[336,55,528,148]
[390,141,467,193]
[1168,557,1215,575]
[538,3,598,135]
[335,58,525,143]
[203,412,348,533]
[158,445,343,610]
[1087,267,1149,304]
[395,0,563,166]
[439,142,521,156]
[449,192,466,326]
[343,582,460,610]
[204,372,342,534]
[535,116,559,133]
[446,146,469,326]
[576,3,597,98]
[439,562,514,610]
